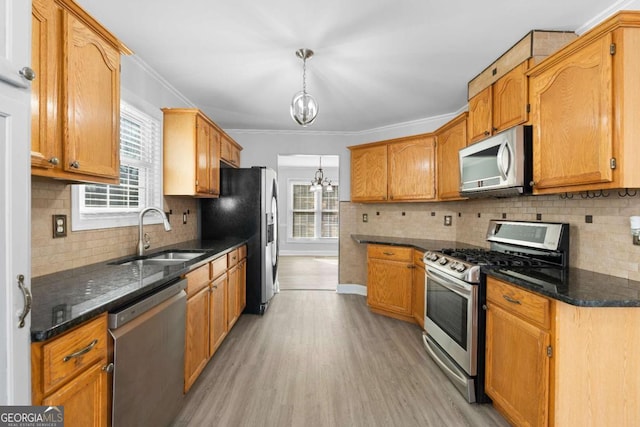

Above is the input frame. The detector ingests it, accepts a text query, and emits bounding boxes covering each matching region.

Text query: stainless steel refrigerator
[200,167,278,314]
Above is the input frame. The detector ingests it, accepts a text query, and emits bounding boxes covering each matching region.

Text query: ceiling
[76,0,623,133]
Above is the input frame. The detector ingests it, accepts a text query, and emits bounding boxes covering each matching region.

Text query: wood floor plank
[278,256,338,290]
[172,291,509,427]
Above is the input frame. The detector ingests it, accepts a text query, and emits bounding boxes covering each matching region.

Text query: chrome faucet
[138,207,172,256]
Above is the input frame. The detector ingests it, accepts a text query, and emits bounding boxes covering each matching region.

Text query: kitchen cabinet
[412,250,425,328]
[221,134,242,167]
[238,246,247,314]
[163,108,221,197]
[367,244,414,322]
[30,0,130,184]
[31,313,109,427]
[350,144,388,202]
[435,112,468,200]
[527,12,640,194]
[209,273,227,356]
[467,61,528,144]
[349,134,436,202]
[226,249,240,330]
[485,277,551,427]
[486,274,640,426]
[184,264,211,393]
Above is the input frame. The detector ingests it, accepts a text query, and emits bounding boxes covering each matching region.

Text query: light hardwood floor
[172,291,509,427]
[277,256,338,291]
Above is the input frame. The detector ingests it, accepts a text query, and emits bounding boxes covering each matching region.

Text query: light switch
[53,214,67,238]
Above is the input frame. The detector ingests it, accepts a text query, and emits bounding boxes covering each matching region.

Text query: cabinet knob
[48,157,59,165]
[19,66,36,81]
[484,130,491,136]
[102,362,114,373]
[492,127,498,132]
[70,160,80,169]
[529,180,536,187]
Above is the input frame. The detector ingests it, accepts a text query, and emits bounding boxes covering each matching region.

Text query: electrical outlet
[362,213,368,223]
[444,215,452,226]
[53,214,67,238]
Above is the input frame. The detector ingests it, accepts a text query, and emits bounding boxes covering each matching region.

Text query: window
[291,182,339,239]
[71,100,162,230]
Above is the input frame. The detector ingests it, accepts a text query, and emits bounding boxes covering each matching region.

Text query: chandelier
[310,157,332,192]
[290,48,319,127]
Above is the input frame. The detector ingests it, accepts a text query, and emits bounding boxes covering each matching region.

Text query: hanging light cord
[302,56,307,95]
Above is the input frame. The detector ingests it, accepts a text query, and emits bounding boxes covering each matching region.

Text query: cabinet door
[209,127,221,196]
[350,145,387,202]
[209,273,227,356]
[529,34,613,191]
[227,265,239,329]
[436,114,467,200]
[412,256,425,328]
[184,286,210,392]
[367,258,412,315]
[63,12,120,179]
[485,303,550,427]
[467,86,492,143]
[492,61,528,133]
[31,0,59,170]
[388,136,436,201]
[42,361,108,427]
[195,116,211,195]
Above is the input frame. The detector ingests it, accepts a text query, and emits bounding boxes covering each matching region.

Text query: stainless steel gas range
[422,220,569,403]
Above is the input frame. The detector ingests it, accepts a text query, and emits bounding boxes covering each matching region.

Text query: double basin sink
[111,250,206,267]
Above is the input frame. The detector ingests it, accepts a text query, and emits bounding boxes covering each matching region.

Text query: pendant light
[310,157,332,193]
[290,48,319,127]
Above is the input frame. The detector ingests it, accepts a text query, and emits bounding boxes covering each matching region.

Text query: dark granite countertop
[31,238,247,342]
[485,267,640,308]
[350,234,484,252]
[352,234,640,308]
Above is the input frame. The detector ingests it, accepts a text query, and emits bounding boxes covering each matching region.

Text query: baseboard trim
[336,284,367,296]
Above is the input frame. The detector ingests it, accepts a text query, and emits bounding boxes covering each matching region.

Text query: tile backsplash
[32,178,198,277]
[340,192,640,284]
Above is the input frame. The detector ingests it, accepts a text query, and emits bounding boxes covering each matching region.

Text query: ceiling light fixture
[310,157,332,193]
[290,48,318,127]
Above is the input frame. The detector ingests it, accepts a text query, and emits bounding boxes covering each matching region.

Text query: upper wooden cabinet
[30,0,130,184]
[220,134,242,168]
[435,112,468,200]
[468,61,528,143]
[349,133,436,203]
[528,12,640,194]
[388,135,436,201]
[163,108,221,197]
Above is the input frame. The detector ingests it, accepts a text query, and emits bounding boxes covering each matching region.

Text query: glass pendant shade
[290,91,318,126]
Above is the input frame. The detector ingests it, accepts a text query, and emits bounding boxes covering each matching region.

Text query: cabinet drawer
[487,277,550,329]
[42,315,107,394]
[368,244,412,262]
[211,255,228,280]
[185,263,210,297]
[227,249,239,267]
[238,244,247,260]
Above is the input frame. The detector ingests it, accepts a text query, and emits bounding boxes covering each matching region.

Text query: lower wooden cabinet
[184,284,210,393]
[412,250,425,328]
[209,273,228,355]
[227,263,239,330]
[485,278,551,427]
[366,244,414,322]
[31,313,110,427]
[238,257,247,314]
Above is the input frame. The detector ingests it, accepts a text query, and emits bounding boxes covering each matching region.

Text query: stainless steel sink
[111,251,205,266]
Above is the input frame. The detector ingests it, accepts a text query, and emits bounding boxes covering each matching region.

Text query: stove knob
[438,257,448,266]
[456,264,467,272]
[425,252,438,262]
[449,262,459,270]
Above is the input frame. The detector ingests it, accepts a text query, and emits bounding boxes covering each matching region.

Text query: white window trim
[287,179,339,243]
[71,93,164,231]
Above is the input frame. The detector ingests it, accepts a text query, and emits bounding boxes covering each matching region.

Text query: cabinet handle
[407,264,415,269]
[70,160,80,169]
[102,362,114,373]
[19,66,36,81]
[502,294,522,305]
[63,339,98,362]
[48,157,59,165]
[492,127,498,132]
[17,274,31,328]
[484,130,491,136]
[383,252,395,256]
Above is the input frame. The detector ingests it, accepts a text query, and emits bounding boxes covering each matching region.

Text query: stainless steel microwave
[459,125,532,198]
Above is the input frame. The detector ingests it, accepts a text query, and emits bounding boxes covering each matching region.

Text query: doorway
[276,155,339,291]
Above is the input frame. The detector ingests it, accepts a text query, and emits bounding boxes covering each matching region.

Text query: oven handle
[422,333,469,385]
[426,268,473,298]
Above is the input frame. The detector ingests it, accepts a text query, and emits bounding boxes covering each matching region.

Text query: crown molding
[575,0,634,34]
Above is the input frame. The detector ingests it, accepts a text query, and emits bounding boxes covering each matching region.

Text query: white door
[0,0,33,404]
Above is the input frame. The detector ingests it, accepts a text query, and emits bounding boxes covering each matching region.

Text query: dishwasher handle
[109,278,187,329]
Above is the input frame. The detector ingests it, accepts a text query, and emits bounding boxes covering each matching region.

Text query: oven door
[424,267,478,376]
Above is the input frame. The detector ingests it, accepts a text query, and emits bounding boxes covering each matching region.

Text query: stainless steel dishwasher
[109,278,187,427]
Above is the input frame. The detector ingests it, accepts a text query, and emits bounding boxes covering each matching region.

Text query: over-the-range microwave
[459,125,532,198]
